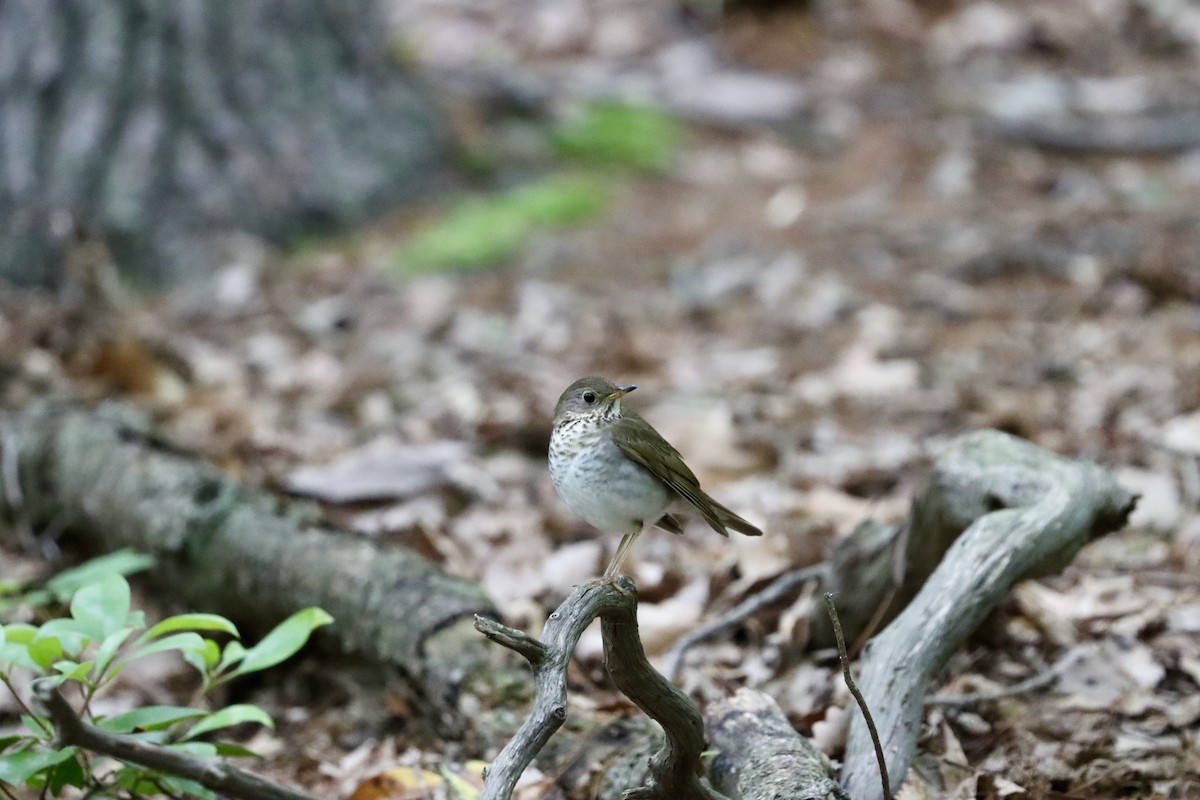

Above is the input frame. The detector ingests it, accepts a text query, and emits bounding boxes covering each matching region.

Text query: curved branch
[475,581,630,800]
[840,430,1136,799]
[476,578,726,800]
[600,579,725,800]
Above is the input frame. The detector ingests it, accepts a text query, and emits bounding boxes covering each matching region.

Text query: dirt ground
[3,1,1200,798]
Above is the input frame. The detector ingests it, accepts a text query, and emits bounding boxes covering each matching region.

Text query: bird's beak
[606,385,636,402]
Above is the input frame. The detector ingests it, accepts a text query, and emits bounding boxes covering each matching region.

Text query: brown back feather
[609,411,761,537]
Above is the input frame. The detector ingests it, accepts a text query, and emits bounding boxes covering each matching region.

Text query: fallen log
[4,400,498,731]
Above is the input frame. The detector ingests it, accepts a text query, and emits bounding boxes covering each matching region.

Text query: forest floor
[3,1,1200,798]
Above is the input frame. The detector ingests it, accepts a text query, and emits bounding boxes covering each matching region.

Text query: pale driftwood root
[34,681,322,800]
[4,401,498,731]
[705,688,846,800]
[840,430,1136,799]
[477,578,726,800]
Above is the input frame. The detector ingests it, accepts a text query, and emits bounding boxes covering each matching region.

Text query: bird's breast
[549,421,671,533]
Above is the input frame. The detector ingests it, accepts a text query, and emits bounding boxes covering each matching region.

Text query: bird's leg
[603,529,641,580]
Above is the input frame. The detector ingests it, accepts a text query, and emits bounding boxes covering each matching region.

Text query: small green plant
[392,174,607,273]
[0,552,332,798]
[388,101,684,275]
[551,102,682,173]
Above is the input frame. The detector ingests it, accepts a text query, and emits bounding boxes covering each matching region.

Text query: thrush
[549,376,762,579]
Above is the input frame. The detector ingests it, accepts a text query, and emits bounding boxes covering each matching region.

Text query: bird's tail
[701,493,763,537]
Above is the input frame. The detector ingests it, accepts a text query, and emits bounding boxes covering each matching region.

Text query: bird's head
[553,376,636,425]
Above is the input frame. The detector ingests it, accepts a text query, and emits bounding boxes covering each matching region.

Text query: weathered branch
[840,431,1136,799]
[705,689,844,800]
[34,681,322,800]
[476,578,725,800]
[985,112,1200,154]
[600,582,726,800]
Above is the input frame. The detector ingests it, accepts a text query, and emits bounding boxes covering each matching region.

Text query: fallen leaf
[286,438,470,503]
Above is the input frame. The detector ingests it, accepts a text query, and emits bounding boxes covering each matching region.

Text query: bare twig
[476,578,726,800]
[927,654,1068,707]
[32,681,324,800]
[665,564,825,680]
[986,111,1200,154]
[824,592,889,800]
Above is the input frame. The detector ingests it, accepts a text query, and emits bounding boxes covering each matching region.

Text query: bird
[549,376,762,580]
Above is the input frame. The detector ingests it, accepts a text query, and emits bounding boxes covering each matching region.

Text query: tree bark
[0,0,454,288]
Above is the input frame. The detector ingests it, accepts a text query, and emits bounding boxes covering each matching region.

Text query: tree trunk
[0,0,455,288]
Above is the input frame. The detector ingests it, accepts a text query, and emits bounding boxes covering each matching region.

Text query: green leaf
[114,766,174,795]
[0,578,25,596]
[393,176,607,273]
[213,742,262,758]
[34,619,94,657]
[156,773,215,800]
[99,706,208,734]
[215,640,246,674]
[17,589,52,608]
[183,638,221,676]
[2,623,38,644]
[47,752,86,792]
[0,746,78,784]
[93,627,136,677]
[552,102,682,173]
[70,574,131,636]
[0,641,40,671]
[229,608,331,678]
[45,550,154,601]
[168,741,219,757]
[20,713,54,739]
[120,632,206,665]
[52,660,93,683]
[183,704,273,740]
[142,614,239,642]
[0,734,32,752]
[26,636,63,670]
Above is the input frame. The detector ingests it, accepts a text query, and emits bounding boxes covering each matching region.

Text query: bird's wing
[609,412,730,536]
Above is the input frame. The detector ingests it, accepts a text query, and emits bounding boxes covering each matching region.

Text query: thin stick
[927,655,1067,707]
[823,592,890,800]
[665,564,825,680]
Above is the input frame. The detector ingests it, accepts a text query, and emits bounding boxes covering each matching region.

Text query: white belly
[550,430,671,534]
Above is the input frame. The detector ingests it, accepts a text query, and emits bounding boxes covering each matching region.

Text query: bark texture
[0,0,453,287]
[705,689,844,800]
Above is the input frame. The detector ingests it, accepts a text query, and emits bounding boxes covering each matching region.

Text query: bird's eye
[582,391,597,404]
